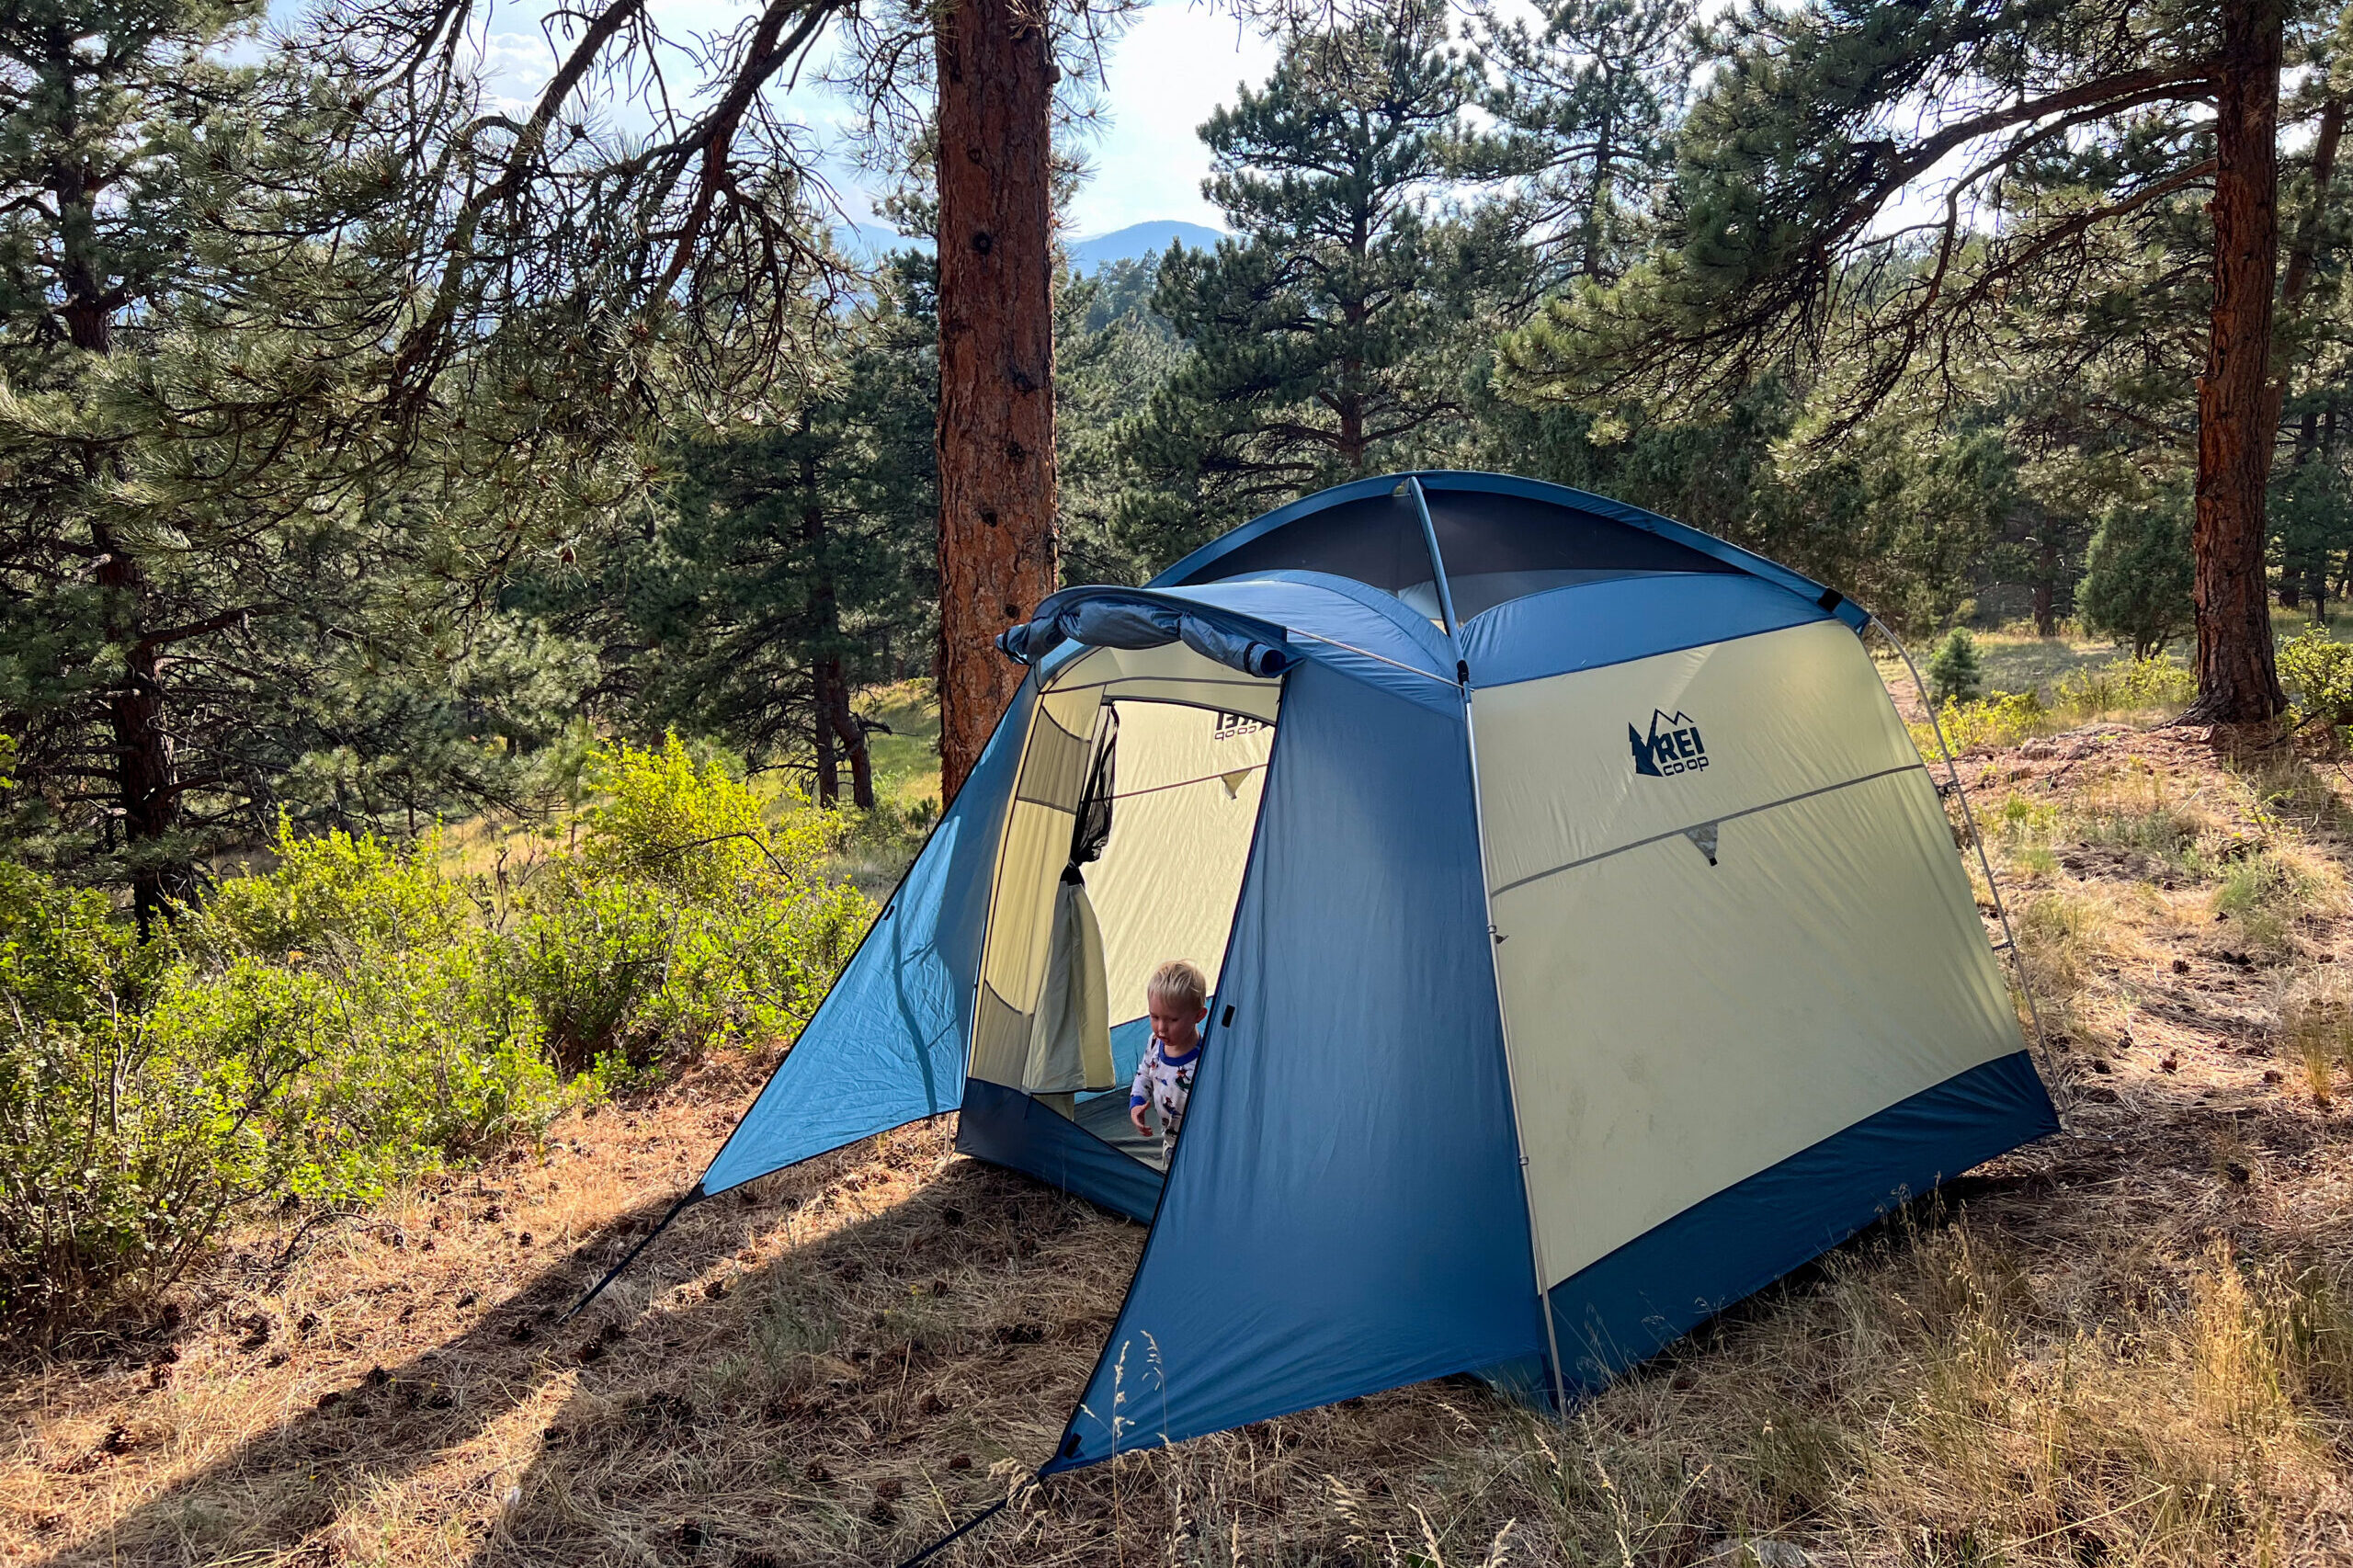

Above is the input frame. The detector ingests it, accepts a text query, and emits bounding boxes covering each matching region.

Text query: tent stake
[559,1183,706,1324]
[1870,619,2066,1112]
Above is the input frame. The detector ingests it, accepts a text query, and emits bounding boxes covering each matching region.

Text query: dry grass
[11,717,2353,1565]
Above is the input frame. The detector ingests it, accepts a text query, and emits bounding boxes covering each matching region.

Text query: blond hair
[1146,959,1209,1013]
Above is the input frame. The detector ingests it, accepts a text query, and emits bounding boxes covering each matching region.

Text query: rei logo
[1630,710,1708,778]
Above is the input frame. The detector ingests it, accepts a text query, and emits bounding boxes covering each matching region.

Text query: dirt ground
[6,718,2353,1566]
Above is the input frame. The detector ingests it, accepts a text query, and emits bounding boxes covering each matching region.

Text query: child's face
[1149,995,1206,1050]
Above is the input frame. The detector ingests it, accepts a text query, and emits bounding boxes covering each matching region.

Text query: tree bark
[934,0,1058,799]
[812,665,840,805]
[830,689,875,809]
[2186,0,2288,725]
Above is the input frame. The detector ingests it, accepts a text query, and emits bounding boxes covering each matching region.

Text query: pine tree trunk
[934,0,1058,799]
[833,693,876,810]
[2186,0,2289,725]
[800,428,842,807]
[94,529,179,933]
[2280,95,2343,309]
[813,665,840,805]
[79,286,179,928]
[56,60,181,923]
[1582,104,1617,282]
[2033,533,2058,637]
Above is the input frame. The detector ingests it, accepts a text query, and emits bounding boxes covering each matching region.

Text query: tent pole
[1399,475,1461,638]
[1457,676,1574,1418]
[1423,469,1570,1407]
[1870,618,2066,1112]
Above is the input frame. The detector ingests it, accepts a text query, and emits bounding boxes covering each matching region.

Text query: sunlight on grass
[2275,969,2353,1108]
[1906,652,2197,758]
[2213,851,2322,958]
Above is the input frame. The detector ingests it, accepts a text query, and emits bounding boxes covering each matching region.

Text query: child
[1129,960,1210,1157]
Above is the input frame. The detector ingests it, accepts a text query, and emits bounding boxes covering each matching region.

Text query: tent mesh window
[1166,483,1748,624]
[1421,489,1742,619]
[1173,493,1440,611]
[1070,707,1117,871]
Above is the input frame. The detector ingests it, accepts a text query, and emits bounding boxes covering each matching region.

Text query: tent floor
[1074,1091,1168,1172]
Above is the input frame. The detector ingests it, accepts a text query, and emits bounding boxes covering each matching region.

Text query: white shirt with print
[1129,1035,1201,1147]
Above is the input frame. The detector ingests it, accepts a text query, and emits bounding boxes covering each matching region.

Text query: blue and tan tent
[678,471,2056,1470]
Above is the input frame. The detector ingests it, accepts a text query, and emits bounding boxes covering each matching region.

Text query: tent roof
[1006,473,1876,697]
[1150,471,1870,634]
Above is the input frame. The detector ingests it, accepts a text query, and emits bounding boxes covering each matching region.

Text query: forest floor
[7,648,2353,1566]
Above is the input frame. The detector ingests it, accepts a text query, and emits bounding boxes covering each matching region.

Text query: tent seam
[1461,677,1572,1415]
[1489,762,1927,898]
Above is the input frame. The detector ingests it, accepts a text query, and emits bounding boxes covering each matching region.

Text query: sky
[257,0,2031,249]
[1060,5,1279,235]
[356,0,1282,240]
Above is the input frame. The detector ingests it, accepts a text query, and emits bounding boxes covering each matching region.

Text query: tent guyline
[1866,617,2064,1108]
[571,470,2059,1498]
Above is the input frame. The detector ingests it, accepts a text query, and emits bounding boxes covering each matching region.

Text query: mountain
[825,218,1224,270]
[834,220,915,260]
[1068,220,1225,271]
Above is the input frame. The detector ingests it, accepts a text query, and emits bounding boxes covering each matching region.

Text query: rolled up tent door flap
[997,591,1298,679]
[1023,869,1113,1095]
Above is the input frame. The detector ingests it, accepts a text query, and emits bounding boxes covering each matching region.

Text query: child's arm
[1128,1047,1154,1136]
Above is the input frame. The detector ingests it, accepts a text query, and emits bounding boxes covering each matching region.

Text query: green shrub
[1,824,575,1325]
[0,734,874,1329]
[0,864,164,1319]
[1910,654,2196,761]
[576,734,781,902]
[2078,495,2194,658]
[2278,628,2353,728]
[1927,628,1984,703]
[1917,689,2049,756]
[189,817,475,967]
[184,820,566,1176]
[2052,654,2197,718]
[503,736,870,1071]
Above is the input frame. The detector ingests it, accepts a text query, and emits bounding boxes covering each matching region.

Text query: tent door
[961,653,1282,1209]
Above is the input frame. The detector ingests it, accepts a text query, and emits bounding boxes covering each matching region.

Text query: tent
[683,470,2057,1471]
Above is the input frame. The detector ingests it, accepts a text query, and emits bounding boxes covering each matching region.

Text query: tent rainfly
[670,470,2057,1471]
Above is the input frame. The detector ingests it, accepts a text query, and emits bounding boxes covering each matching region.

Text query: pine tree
[1058,256,1184,587]
[2080,491,2197,658]
[0,0,263,922]
[1468,0,1694,292]
[1927,629,1983,704]
[0,15,612,915]
[1497,0,2326,723]
[527,257,938,809]
[1113,0,1503,567]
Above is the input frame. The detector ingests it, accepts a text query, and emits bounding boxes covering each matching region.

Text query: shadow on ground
[30,1128,1142,1567]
